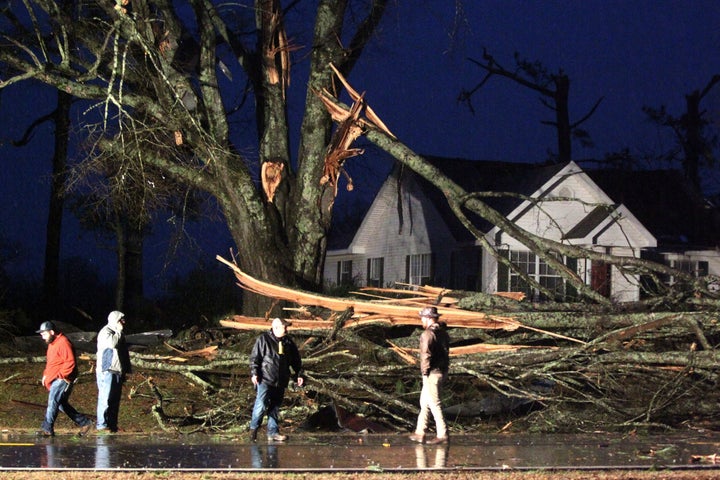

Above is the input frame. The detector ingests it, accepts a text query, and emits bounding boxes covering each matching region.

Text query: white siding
[327,159,715,304]
[324,172,459,289]
[484,163,657,301]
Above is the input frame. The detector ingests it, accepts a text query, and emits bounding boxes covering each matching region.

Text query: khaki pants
[414,372,447,438]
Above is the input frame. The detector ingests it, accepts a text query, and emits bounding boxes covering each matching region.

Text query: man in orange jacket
[37,321,92,436]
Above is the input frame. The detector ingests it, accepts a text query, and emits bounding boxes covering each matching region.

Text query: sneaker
[267,433,287,442]
[426,436,448,445]
[35,430,53,437]
[408,433,424,443]
[78,424,92,437]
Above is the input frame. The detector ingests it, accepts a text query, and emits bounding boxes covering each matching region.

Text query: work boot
[408,433,424,443]
[249,428,258,442]
[267,433,287,442]
[426,436,448,445]
[35,430,53,437]
[78,423,92,437]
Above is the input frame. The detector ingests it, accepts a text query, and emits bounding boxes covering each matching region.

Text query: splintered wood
[216,255,520,331]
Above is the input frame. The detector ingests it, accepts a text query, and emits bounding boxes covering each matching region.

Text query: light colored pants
[414,372,447,438]
[96,370,123,431]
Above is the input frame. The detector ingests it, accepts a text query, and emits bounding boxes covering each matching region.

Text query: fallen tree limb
[216,255,522,330]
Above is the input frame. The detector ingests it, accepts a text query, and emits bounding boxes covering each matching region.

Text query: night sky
[1,1,718,296]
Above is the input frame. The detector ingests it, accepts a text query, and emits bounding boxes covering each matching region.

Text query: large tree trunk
[554,74,571,164]
[124,224,145,315]
[2,1,394,316]
[42,90,71,317]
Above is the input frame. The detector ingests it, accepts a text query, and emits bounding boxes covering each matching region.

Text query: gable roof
[413,158,568,241]
[328,157,720,251]
[328,158,568,249]
[583,168,720,249]
[563,204,620,240]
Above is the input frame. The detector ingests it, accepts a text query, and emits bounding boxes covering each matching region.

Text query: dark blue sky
[1,0,719,296]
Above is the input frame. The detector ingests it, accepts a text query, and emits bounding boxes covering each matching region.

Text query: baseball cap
[418,306,440,318]
[36,321,57,333]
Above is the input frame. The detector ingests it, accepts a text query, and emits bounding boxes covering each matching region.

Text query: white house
[323,158,720,303]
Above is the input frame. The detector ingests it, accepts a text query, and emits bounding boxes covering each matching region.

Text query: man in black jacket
[249,317,304,442]
[409,306,450,445]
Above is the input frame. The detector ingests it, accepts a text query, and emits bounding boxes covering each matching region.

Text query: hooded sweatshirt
[43,333,78,390]
[96,312,131,376]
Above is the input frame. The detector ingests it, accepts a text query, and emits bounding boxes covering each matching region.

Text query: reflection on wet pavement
[414,443,448,469]
[3,432,720,471]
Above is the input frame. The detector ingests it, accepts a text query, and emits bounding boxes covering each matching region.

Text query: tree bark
[42,90,71,317]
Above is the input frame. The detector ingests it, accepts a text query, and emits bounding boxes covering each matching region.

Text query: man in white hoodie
[96,310,131,434]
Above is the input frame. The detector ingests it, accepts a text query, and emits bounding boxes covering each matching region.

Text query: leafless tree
[459,50,603,164]
[644,75,720,190]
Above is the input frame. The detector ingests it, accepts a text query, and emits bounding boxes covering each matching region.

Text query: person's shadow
[250,443,278,468]
[414,443,449,469]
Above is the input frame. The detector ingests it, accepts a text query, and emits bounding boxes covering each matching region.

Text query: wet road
[2,432,720,472]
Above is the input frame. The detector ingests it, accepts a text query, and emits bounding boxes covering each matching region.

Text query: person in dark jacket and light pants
[409,306,450,445]
[249,317,304,442]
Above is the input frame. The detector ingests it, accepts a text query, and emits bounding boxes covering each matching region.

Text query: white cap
[271,317,291,328]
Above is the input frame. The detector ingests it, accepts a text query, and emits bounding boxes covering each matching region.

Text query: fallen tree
[5,259,720,435]
[208,256,720,433]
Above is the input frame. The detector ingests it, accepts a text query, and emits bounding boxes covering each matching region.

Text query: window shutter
[405,255,410,283]
[379,257,384,287]
[565,256,578,300]
[337,261,341,284]
[430,253,436,284]
[591,260,611,297]
[497,250,509,292]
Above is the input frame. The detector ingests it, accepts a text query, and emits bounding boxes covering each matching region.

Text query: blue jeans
[96,370,123,431]
[249,383,285,436]
[42,378,90,434]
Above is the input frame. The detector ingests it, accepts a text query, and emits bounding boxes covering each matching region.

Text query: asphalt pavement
[1,432,720,472]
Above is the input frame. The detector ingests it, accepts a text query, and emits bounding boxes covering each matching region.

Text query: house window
[668,258,708,285]
[641,255,709,298]
[337,260,353,285]
[367,257,384,287]
[406,253,432,286]
[501,250,569,301]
